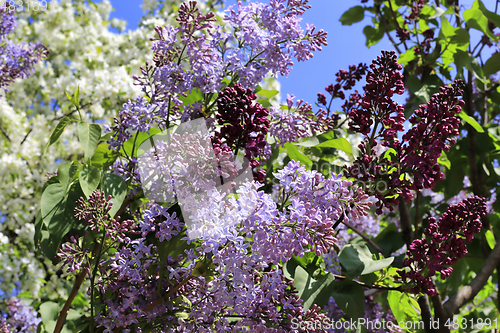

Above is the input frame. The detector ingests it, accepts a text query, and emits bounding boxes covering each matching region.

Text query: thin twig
[54,243,99,333]
[332,273,404,291]
[0,122,11,142]
[20,128,32,145]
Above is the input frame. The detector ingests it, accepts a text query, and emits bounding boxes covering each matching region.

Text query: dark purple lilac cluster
[349,50,405,140]
[215,84,270,182]
[398,196,487,296]
[56,235,90,274]
[401,81,465,191]
[0,8,48,94]
[316,63,368,128]
[393,1,434,53]
[416,29,435,55]
[317,63,368,106]
[58,190,135,274]
[340,51,464,212]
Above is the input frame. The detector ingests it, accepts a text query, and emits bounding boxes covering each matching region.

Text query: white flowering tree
[0,0,263,302]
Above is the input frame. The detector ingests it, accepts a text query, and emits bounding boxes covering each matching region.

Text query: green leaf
[429,6,446,19]
[398,48,416,66]
[475,0,500,29]
[102,173,128,217]
[174,312,189,319]
[57,161,79,194]
[437,150,451,169]
[464,8,498,41]
[91,143,119,168]
[43,116,77,157]
[363,25,384,47]
[40,184,81,253]
[34,210,43,249]
[256,89,279,99]
[74,86,80,108]
[340,6,365,25]
[80,164,101,199]
[39,301,60,330]
[407,74,443,104]
[387,291,421,325]
[454,50,484,79]
[65,86,81,109]
[284,143,312,169]
[458,111,484,133]
[485,229,496,249]
[178,88,203,106]
[331,279,365,319]
[292,137,320,147]
[338,244,394,277]
[286,263,339,311]
[78,122,102,160]
[121,128,162,157]
[315,138,353,155]
[483,52,500,77]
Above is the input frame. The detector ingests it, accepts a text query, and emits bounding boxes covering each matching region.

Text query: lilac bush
[32,1,496,332]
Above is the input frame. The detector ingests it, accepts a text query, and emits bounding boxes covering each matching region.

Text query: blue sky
[106,0,397,107]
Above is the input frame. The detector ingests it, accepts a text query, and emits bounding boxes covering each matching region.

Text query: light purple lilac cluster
[108,0,327,150]
[90,160,371,331]
[224,0,327,88]
[269,94,331,147]
[0,298,41,333]
[0,7,48,94]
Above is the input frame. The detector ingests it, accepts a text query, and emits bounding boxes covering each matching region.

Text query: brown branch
[418,295,435,333]
[414,191,421,235]
[332,273,404,291]
[399,199,414,246]
[341,221,385,255]
[387,0,408,51]
[20,128,32,146]
[443,240,500,316]
[54,243,100,333]
[431,293,450,333]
